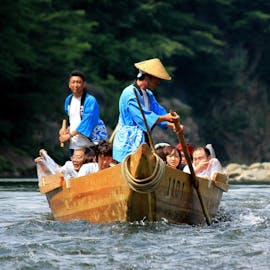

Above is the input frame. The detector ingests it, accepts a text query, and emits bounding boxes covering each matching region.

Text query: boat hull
[39,144,228,225]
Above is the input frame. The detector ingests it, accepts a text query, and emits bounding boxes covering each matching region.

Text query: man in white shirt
[59,70,108,153]
[183,146,224,180]
[35,148,87,180]
[60,148,86,179]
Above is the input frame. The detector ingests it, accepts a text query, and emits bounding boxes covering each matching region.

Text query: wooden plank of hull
[43,168,226,225]
[41,143,229,225]
[126,143,228,224]
[148,167,224,225]
[212,172,229,192]
[45,164,131,222]
[39,173,64,194]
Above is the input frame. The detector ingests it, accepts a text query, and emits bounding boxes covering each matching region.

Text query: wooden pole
[170,110,211,225]
[134,88,156,154]
[60,119,67,148]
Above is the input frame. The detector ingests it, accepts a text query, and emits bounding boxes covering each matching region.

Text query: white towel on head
[205,144,216,158]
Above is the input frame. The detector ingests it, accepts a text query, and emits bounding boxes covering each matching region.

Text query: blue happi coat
[113,84,168,162]
[64,92,108,143]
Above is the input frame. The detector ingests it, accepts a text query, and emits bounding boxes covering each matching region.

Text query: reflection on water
[0,182,269,270]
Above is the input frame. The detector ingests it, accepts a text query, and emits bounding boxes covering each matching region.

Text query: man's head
[68,70,86,97]
[71,148,86,171]
[97,140,113,170]
[134,58,171,80]
[137,71,161,91]
[192,147,211,167]
[134,58,171,90]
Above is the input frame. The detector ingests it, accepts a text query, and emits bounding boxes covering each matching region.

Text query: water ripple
[0,184,270,269]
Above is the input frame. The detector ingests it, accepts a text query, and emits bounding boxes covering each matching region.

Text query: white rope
[121,153,165,193]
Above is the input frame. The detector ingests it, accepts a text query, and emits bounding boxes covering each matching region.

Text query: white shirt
[142,90,150,110]
[69,96,92,149]
[183,158,224,180]
[77,163,99,177]
[59,161,100,179]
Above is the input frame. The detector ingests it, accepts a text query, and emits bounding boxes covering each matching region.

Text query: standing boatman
[59,70,108,153]
[113,58,179,162]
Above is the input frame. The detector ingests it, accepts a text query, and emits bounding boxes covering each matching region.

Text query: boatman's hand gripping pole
[170,110,211,226]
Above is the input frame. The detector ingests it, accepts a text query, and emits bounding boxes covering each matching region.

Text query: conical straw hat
[134,58,171,80]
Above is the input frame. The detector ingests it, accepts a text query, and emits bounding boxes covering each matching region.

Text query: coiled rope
[121,153,165,193]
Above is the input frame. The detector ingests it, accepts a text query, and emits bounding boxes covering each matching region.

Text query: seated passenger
[183,146,224,180]
[98,140,113,170]
[77,147,99,176]
[35,148,87,180]
[161,145,182,170]
[78,140,113,176]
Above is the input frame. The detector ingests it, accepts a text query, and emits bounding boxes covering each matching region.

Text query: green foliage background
[1,0,270,175]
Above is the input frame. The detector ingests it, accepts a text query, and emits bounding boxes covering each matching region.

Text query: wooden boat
[38,143,229,225]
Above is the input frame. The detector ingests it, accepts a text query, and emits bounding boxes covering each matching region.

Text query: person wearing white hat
[112,58,180,162]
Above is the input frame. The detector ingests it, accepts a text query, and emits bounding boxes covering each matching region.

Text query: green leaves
[2,0,270,165]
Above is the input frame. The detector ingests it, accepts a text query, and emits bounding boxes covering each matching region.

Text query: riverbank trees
[1,0,270,176]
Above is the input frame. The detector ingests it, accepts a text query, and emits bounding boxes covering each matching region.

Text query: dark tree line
[1,0,270,175]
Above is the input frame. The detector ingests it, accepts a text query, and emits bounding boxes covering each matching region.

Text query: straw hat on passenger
[134,58,171,80]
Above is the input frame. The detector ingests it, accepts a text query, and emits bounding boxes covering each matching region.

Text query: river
[0,180,269,269]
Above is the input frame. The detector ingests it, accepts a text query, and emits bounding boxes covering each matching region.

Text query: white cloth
[77,163,99,177]
[59,161,78,179]
[205,144,216,158]
[36,151,61,181]
[183,158,224,180]
[69,96,93,149]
